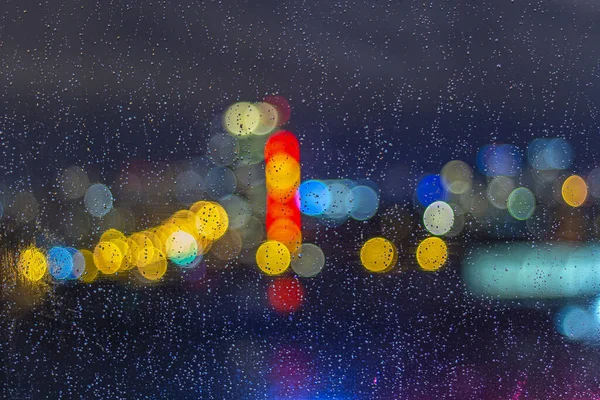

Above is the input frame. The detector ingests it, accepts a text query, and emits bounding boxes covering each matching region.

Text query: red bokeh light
[267,277,305,314]
[263,95,291,125]
[264,131,300,163]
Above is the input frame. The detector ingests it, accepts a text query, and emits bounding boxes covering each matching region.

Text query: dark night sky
[1,0,600,182]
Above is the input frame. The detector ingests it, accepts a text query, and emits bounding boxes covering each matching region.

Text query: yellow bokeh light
[100,228,126,242]
[416,237,448,272]
[267,218,302,254]
[191,201,229,241]
[137,249,168,281]
[93,241,123,275]
[256,240,290,275]
[562,175,588,207]
[127,232,157,268]
[224,102,261,136]
[266,153,301,190]
[253,102,279,135]
[167,210,202,236]
[18,247,47,282]
[360,237,397,273]
[165,230,199,265]
[79,249,99,283]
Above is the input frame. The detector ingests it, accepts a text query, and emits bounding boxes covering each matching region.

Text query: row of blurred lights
[13,95,600,319]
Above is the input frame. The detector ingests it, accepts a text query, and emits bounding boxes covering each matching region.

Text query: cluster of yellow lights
[224,102,280,137]
[19,201,229,283]
[359,236,448,273]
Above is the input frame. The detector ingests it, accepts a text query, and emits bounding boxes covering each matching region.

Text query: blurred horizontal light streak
[463,242,600,298]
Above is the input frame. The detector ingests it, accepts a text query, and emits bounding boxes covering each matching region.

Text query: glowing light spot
[127,232,157,268]
[507,187,536,220]
[252,102,279,135]
[291,243,325,278]
[416,174,446,207]
[263,95,291,126]
[360,237,397,273]
[66,248,85,280]
[266,153,301,202]
[191,201,229,241]
[346,185,379,221]
[79,249,98,283]
[528,138,573,170]
[224,102,260,136]
[93,241,123,274]
[423,201,454,236]
[84,183,113,217]
[100,228,126,242]
[267,277,304,314]
[264,130,300,163]
[47,247,74,280]
[556,305,594,340]
[562,175,588,207]
[487,176,516,209]
[324,181,352,221]
[477,144,522,177]
[166,230,199,267]
[267,218,302,254]
[256,240,291,275]
[18,247,47,282]
[416,237,448,272]
[138,249,168,281]
[441,160,473,194]
[298,180,331,216]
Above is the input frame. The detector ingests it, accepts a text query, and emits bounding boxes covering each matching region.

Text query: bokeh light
[291,243,325,278]
[166,230,199,267]
[416,174,446,207]
[441,160,473,194]
[79,249,98,283]
[66,248,85,280]
[224,102,260,136]
[93,241,123,275]
[562,175,588,207]
[507,187,536,220]
[298,180,331,216]
[267,277,304,314]
[84,183,114,217]
[191,201,229,241]
[264,131,300,163]
[416,237,448,272]
[137,249,168,281]
[256,240,291,275]
[487,176,516,210]
[477,144,522,177]
[48,247,74,280]
[253,102,279,135]
[346,185,379,221]
[528,138,573,170]
[423,201,454,236]
[267,218,302,254]
[263,95,291,125]
[360,237,397,273]
[18,247,47,282]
